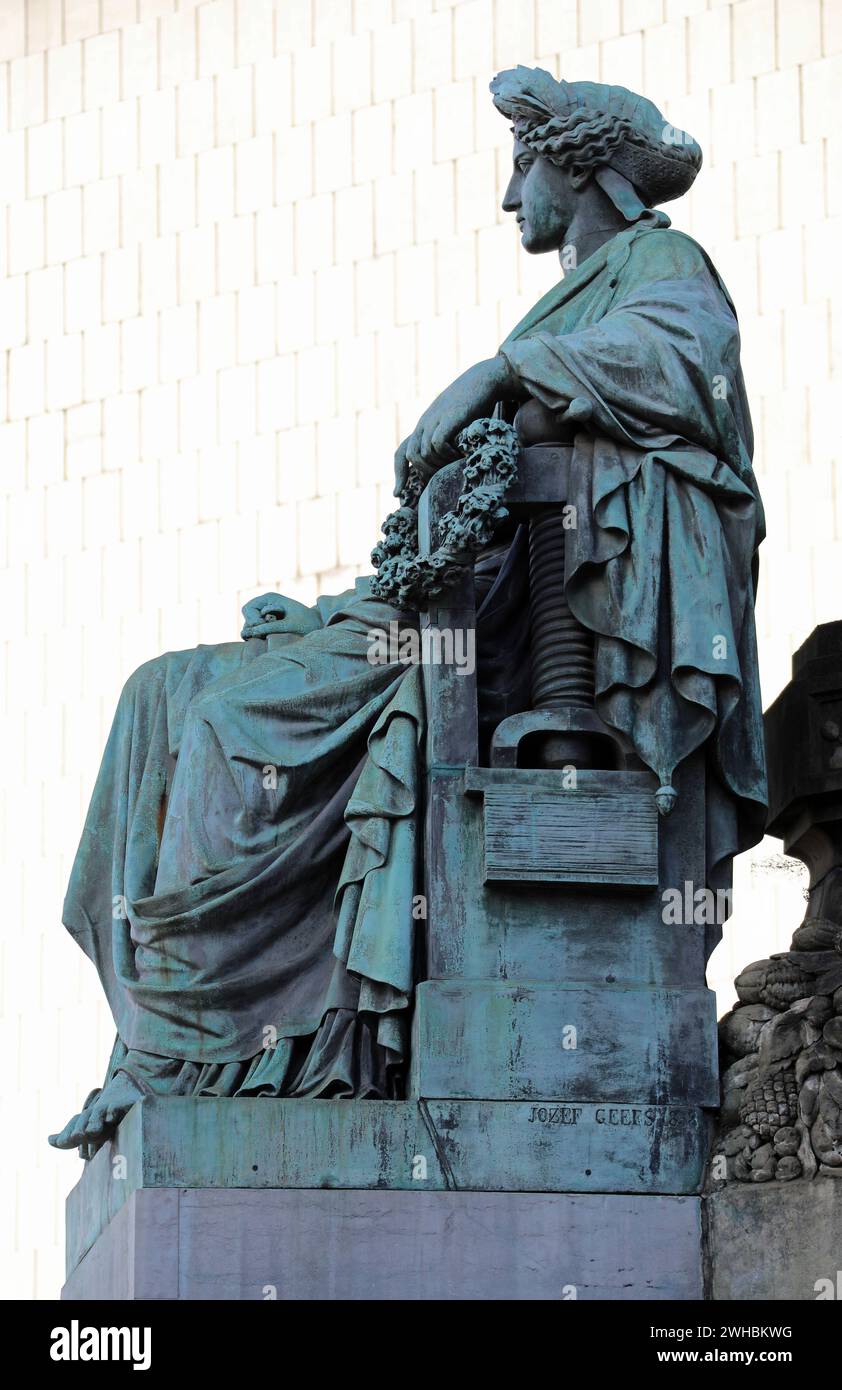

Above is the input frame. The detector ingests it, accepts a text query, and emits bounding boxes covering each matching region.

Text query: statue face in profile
[502,137,589,255]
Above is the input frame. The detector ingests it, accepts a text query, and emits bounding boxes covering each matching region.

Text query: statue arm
[393,354,528,495]
[498,237,743,459]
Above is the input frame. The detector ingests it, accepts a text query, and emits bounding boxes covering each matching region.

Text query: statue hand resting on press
[393,354,522,495]
[240,593,322,640]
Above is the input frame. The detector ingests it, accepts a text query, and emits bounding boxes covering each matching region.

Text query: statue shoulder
[617,225,738,320]
[622,225,715,281]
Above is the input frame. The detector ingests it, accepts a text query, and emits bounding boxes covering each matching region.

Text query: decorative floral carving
[711,914,842,1185]
[370,418,521,608]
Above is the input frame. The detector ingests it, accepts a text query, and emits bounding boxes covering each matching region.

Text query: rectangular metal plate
[482,786,658,885]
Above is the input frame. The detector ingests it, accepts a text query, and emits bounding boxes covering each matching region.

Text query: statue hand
[396,356,518,493]
[240,593,321,640]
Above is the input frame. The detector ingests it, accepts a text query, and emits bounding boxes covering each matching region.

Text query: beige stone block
[121,168,158,246]
[83,323,120,401]
[314,113,353,194]
[236,0,275,65]
[802,54,842,142]
[160,303,198,381]
[199,293,237,370]
[315,262,355,341]
[84,32,121,109]
[710,81,755,166]
[216,65,253,146]
[275,122,312,203]
[218,214,255,292]
[141,235,178,314]
[238,283,277,362]
[297,494,337,573]
[732,0,775,80]
[122,20,159,100]
[804,217,842,301]
[374,172,413,253]
[783,300,829,388]
[779,0,822,65]
[237,134,274,214]
[83,177,120,255]
[64,0,100,44]
[103,246,139,322]
[435,80,475,162]
[10,52,45,129]
[256,205,295,282]
[758,226,803,314]
[687,8,730,92]
[373,20,412,102]
[580,0,621,46]
[121,314,158,392]
[643,22,686,98]
[276,0,312,51]
[102,99,138,179]
[44,46,80,122]
[178,77,215,156]
[456,148,496,233]
[102,391,139,471]
[413,9,453,91]
[159,10,197,89]
[219,362,257,441]
[255,54,295,132]
[735,153,779,237]
[395,242,435,324]
[755,68,800,155]
[415,162,455,243]
[352,103,391,185]
[333,184,373,263]
[336,332,377,414]
[277,272,316,351]
[780,142,825,227]
[436,232,477,312]
[277,424,317,503]
[296,343,335,423]
[453,1,492,80]
[139,88,176,168]
[293,45,332,125]
[0,2,25,63]
[394,91,434,172]
[373,321,414,414]
[198,145,235,225]
[198,0,235,79]
[9,196,44,273]
[258,502,298,582]
[294,194,333,273]
[0,272,26,348]
[178,225,215,304]
[179,372,218,450]
[27,120,62,197]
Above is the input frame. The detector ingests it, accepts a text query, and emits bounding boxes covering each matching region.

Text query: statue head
[491,66,702,255]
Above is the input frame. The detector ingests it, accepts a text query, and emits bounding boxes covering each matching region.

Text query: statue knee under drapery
[51,66,767,1158]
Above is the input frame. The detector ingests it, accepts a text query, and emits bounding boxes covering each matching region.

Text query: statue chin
[514,397,576,444]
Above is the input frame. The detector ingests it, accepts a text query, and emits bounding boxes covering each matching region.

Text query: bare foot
[49,1072,144,1157]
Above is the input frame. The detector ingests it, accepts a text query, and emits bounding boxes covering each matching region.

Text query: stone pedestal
[64,1186,703,1302]
[62,1096,706,1300]
[705,1178,842,1301]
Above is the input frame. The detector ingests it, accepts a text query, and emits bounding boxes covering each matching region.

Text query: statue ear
[569,163,591,191]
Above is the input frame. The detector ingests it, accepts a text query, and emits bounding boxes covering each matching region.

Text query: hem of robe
[102,1005,406,1105]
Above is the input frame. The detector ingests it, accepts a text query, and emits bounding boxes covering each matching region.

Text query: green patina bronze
[51,68,767,1183]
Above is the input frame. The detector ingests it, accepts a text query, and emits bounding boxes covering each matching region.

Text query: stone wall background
[0,0,839,1296]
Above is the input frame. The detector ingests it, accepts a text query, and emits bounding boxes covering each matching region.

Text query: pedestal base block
[63,1187,704,1302]
[705,1178,842,1301]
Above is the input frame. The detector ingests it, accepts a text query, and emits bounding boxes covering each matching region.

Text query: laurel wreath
[370,417,521,607]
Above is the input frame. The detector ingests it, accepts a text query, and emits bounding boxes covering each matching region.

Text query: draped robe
[63,213,767,1100]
